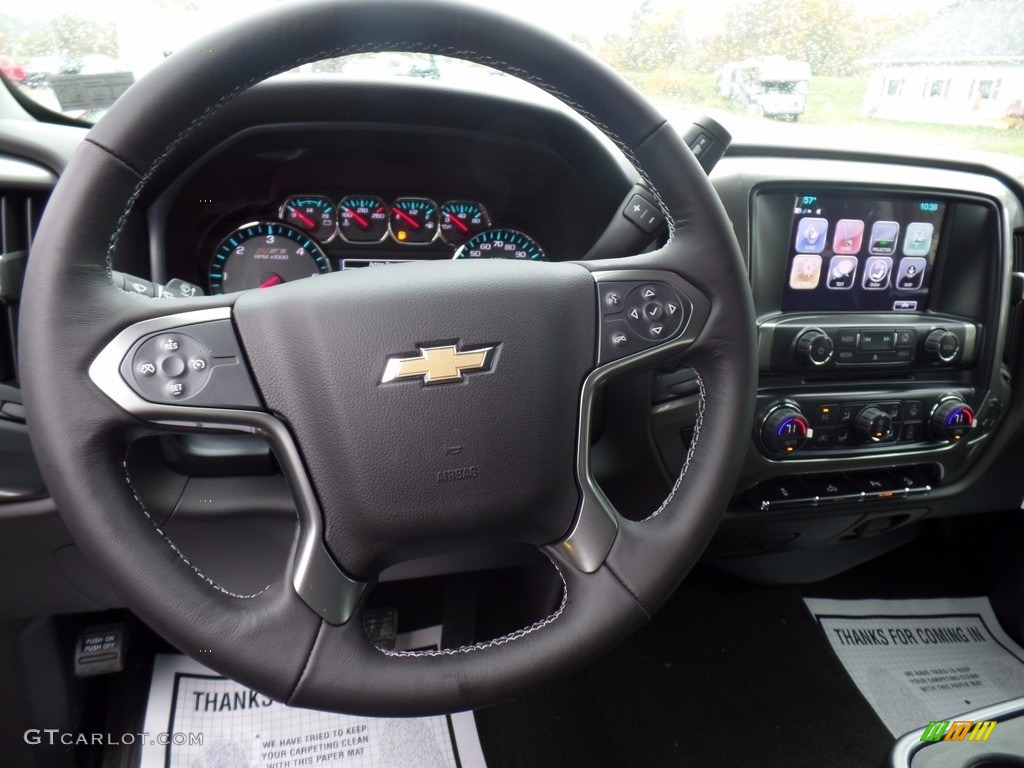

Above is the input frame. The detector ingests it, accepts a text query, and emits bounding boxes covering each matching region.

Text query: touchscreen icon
[789,254,822,290]
[862,256,893,289]
[895,257,927,289]
[903,222,934,256]
[869,221,900,255]
[832,219,864,254]
[795,218,828,253]
[826,255,857,289]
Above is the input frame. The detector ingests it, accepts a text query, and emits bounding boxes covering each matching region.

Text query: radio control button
[924,329,960,363]
[895,329,916,348]
[796,330,834,366]
[858,330,896,351]
[837,329,859,347]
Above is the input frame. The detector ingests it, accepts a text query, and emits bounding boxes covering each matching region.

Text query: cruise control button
[160,337,181,352]
[166,381,186,398]
[137,361,157,377]
[190,357,208,372]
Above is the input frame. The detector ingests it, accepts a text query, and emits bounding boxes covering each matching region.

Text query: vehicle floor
[475,526,989,768]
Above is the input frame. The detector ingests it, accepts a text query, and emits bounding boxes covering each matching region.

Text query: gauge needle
[289,207,317,230]
[343,207,371,229]
[444,213,470,234]
[260,274,284,288]
[392,207,421,229]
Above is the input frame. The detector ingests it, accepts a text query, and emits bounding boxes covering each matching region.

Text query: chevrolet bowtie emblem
[381,344,496,385]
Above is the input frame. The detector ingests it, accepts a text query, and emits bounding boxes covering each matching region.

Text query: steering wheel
[19,0,755,716]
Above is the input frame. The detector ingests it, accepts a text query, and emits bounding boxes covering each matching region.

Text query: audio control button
[795,330,834,366]
[837,329,859,347]
[858,330,895,351]
[895,329,916,348]
[924,329,960,363]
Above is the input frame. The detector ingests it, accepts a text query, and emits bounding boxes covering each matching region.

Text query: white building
[862,0,1024,129]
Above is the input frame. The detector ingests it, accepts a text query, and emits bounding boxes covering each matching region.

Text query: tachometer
[209,221,331,294]
[453,229,546,261]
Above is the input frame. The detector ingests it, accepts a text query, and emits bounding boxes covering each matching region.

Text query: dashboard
[2,75,1024,614]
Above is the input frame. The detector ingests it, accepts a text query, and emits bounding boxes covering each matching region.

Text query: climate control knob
[795,329,834,367]
[930,398,974,442]
[761,405,811,455]
[855,406,895,442]
[924,329,960,363]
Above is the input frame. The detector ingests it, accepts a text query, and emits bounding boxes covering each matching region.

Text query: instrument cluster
[208,193,546,294]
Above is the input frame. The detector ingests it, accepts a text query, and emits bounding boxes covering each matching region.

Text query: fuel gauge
[439,200,491,247]
[280,196,336,242]
[390,197,439,245]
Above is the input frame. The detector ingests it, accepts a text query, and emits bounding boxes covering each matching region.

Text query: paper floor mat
[139,626,486,768]
[805,596,1024,737]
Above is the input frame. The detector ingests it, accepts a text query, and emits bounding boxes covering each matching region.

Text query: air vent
[0,187,50,385]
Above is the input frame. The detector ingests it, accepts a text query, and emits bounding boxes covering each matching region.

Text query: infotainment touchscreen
[780,194,947,313]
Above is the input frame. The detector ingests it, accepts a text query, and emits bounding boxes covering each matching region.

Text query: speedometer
[453,229,546,261]
[209,221,331,294]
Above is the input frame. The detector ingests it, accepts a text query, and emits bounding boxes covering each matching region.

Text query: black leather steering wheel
[19,0,755,716]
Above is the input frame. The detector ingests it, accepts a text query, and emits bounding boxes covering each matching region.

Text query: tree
[698,0,922,76]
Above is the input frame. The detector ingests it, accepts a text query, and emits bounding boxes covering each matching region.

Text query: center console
[648,158,1019,571]
[751,187,996,467]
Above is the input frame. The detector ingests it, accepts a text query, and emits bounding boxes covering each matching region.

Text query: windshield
[1,0,1022,159]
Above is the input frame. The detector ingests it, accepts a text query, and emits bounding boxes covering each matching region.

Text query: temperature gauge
[439,200,491,247]
[390,197,439,245]
[338,195,390,243]
[280,196,336,242]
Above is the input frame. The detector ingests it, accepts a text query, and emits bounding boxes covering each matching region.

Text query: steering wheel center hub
[234,259,597,577]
